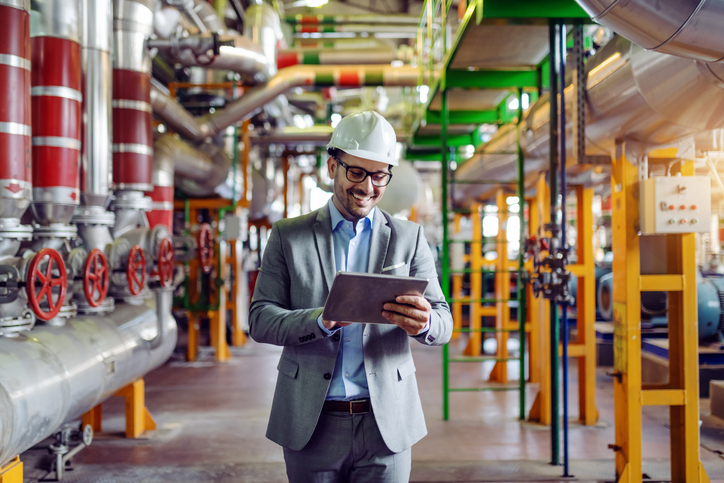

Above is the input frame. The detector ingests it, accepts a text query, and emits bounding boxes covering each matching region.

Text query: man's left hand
[382,294,431,336]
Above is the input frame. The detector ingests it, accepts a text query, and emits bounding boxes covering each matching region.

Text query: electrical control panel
[640,176,711,234]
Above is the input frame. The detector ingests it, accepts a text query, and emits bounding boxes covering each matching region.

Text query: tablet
[322,271,429,324]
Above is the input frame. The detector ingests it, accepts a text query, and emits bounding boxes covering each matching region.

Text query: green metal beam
[481,0,590,19]
[446,69,539,89]
[413,133,476,147]
[426,110,498,125]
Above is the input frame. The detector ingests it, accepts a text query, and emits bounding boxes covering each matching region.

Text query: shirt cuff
[317,314,340,336]
[412,317,431,337]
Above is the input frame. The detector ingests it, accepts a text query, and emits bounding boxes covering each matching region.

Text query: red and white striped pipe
[0,0,32,219]
[31,32,81,223]
[112,70,153,191]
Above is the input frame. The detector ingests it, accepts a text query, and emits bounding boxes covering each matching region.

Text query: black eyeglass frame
[332,156,393,187]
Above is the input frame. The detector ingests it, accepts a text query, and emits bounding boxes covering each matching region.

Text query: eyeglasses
[333,156,393,187]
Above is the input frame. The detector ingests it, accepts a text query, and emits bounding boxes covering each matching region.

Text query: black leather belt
[323,399,372,414]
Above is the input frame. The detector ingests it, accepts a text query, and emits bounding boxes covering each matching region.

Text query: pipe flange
[0,219,33,241]
[110,287,152,305]
[111,191,153,212]
[76,295,115,315]
[0,308,35,337]
[33,224,78,240]
[72,207,116,227]
[44,303,78,327]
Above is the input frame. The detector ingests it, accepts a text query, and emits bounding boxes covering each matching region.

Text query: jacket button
[323,373,332,380]
[299,337,304,342]
[332,333,340,341]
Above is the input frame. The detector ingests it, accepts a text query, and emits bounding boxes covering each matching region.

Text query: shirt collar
[328,199,375,232]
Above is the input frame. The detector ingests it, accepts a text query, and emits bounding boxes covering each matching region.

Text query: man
[249,110,453,482]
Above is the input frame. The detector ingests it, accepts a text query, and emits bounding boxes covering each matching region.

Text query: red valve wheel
[83,249,109,307]
[157,238,174,288]
[26,248,67,321]
[127,245,146,296]
[197,223,214,274]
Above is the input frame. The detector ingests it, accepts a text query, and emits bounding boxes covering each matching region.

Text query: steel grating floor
[17,337,724,483]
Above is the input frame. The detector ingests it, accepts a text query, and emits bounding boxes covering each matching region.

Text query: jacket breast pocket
[397,357,416,381]
[381,261,409,276]
[278,357,299,379]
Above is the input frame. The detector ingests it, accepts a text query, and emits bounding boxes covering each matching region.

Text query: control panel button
[691,219,698,224]
[680,205,687,210]
[668,219,676,225]
[691,204,698,210]
[679,219,687,224]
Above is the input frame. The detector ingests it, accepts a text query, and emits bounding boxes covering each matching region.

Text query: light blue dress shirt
[318,201,374,400]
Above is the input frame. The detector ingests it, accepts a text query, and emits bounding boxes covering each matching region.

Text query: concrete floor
[18,334,724,482]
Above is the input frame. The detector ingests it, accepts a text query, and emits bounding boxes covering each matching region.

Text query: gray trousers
[282,410,412,483]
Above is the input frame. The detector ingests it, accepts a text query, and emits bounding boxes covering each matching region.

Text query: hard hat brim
[328,146,398,166]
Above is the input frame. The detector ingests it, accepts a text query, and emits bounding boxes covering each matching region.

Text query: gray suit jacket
[249,205,452,453]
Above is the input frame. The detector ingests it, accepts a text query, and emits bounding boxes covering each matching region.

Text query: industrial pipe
[575,0,724,62]
[244,3,283,77]
[112,0,155,193]
[148,135,176,230]
[453,35,724,204]
[79,0,113,209]
[0,292,177,468]
[277,48,396,68]
[0,0,33,224]
[150,65,420,142]
[291,24,419,36]
[285,14,420,25]
[30,0,82,226]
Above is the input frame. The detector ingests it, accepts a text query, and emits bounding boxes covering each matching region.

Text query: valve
[157,238,174,288]
[197,223,214,274]
[26,248,67,321]
[127,245,146,296]
[83,249,109,307]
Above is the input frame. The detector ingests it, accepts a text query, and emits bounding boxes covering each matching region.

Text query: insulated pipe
[0,292,177,468]
[148,134,176,229]
[285,14,420,25]
[112,0,155,192]
[80,0,113,208]
[249,126,408,146]
[0,0,33,222]
[169,35,269,83]
[244,3,282,77]
[453,36,724,204]
[277,48,396,68]
[150,65,421,143]
[575,0,724,62]
[192,0,224,34]
[292,24,419,36]
[30,0,82,226]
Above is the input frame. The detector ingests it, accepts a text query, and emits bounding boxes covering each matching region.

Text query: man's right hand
[323,320,352,330]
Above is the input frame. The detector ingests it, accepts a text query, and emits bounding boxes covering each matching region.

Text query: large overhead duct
[454,35,724,204]
[277,48,397,68]
[244,3,283,77]
[575,0,724,62]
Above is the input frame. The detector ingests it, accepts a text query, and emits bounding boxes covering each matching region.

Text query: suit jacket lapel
[313,206,335,292]
[368,208,390,274]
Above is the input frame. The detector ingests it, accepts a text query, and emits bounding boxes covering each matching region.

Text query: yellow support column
[451,213,465,340]
[81,405,102,433]
[209,240,231,362]
[464,204,483,356]
[114,378,157,439]
[529,175,551,424]
[490,190,510,383]
[611,143,642,482]
[187,311,199,362]
[664,161,710,483]
[0,457,22,483]
[230,238,247,347]
[574,185,599,425]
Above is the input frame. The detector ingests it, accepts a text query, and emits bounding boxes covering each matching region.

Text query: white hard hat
[327,111,398,166]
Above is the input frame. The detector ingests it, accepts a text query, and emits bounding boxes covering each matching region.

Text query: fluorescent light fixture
[418,85,429,104]
[507,93,529,111]
[331,113,342,127]
[289,0,327,6]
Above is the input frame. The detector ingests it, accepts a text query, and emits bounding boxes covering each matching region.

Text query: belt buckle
[349,399,370,415]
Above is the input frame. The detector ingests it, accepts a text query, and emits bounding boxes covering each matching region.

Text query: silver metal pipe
[277,48,397,67]
[170,35,270,83]
[150,65,420,143]
[80,0,113,208]
[454,35,724,204]
[192,0,224,34]
[0,291,177,467]
[575,0,724,62]
[244,3,281,77]
[202,65,420,141]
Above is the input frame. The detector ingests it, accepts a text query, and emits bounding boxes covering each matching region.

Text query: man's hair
[327,147,393,172]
